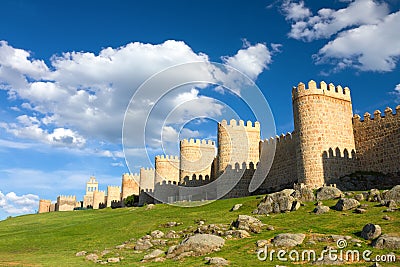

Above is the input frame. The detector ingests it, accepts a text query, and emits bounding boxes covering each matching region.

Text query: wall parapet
[353,105,400,123]
[180,138,215,147]
[155,155,180,161]
[219,119,260,130]
[292,80,351,102]
[57,195,76,201]
[260,132,295,145]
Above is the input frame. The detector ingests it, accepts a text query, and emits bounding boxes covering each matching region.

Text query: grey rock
[145,204,155,210]
[256,239,269,247]
[313,205,330,214]
[354,193,364,201]
[361,223,382,240]
[292,187,315,202]
[75,251,87,257]
[85,253,98,262]
[231,215,264,233]
[272,233,305,247]
[205,256,229,266]
[386,199,397,209]
[372,234,400,249]
[316,187,343,201]
[382,185,400,203]
[382,215,391,220]
[167,234,225,258]
[312,254,343,265]
[230,203,242,211]
[355,208,367,214]
[143,249,165,260]
[150,230,164,239]
[267,225,275,231]
[107,257,120,263]
[333,198,360,211]
[368,189,382,202]
[134,239,153,250]
[165,230,180,239]
[291,201,301,211]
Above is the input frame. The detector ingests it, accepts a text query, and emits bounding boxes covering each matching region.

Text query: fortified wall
[38,80,400,212]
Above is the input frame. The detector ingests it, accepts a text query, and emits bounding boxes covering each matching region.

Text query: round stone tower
[217,119,260,175]
[292,80,355,188]
[179,139,216,183]
[154,155,180,185]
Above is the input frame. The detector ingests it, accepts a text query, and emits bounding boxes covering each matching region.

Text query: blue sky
[0,0,399,219]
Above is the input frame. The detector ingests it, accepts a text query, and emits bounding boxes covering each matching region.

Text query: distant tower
[154,155,180,203]
[138,167,155,206]
[292,80,355,187]
[154,155,180,185]
[121,173,140,201]
[38,199,51,213]
[83,176,98,208]
[217,119,260,174]
[179,139,216,184]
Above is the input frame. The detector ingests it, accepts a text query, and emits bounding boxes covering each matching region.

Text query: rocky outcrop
[316,187,343,201]
[272,233,305,247]
[231,215,264,233]
[361,224,381,240]
[372,235,400,249]
[333,198,360,211]
[166,234,225,259]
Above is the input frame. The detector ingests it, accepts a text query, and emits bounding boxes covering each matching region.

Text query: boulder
[151,230,164,239]
[231,215,264,233]
[255,189,297,214]
[382,185,400,203]
[372,235,400,249]
[230,203,242,211]
[107,257,120,263]
[291,201,301,211]
[333,198,360,211]
[145,204,155,210]
[85,253,98,262]
[361,224,381,240]
[272,233,305,247]
[225,229,250,238]
[167,234,225,258]
[367,189,382,202]
[205,257,229,266]
[75,251,87,257]
[134,239,153,250]
[143,249,165,260]
[385,199,397,209]
[292,187,315,202]
[354,193,364,201]
[256,239,268,248]
[165,230,180,239]
[316,187,343,201]
[313,205,330,214]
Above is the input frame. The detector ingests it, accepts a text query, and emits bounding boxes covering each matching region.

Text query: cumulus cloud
[280,0,399,72]
[0,39,273,155]
[315,11,400,72]
[0,191,39,215]
[222,42,272,80]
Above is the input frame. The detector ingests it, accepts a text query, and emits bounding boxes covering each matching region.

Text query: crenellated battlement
[141,167,154,171]
[219,119,260,130]
[180,138,215,147]
[57,195,76,201]
[107,185,121,189]
[155,155,180,161]
[322,147,356,159]
[260,132,295,145]
[353,105,400,123]
[292,80,351,102]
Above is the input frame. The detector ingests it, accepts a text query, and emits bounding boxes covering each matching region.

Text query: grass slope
[0,195,399,266]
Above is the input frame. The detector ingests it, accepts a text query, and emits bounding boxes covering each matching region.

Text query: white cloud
[281,0,311,21]
[222,43,272,80]
[0,40,273,153]
[281,0,400,72]
[0,191,39,215]
[315,11,400,72]
[284,0,389,41]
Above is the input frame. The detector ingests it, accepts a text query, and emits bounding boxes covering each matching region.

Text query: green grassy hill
[0,195,399,266]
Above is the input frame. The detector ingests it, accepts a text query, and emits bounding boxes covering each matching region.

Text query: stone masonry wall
[121,173,140,200]
[93,190,106,210]
[56,195,76,211]
[38,199,51,213]
[139,167,155,206]
[259,132,298,192]
[353,106,400,174]
[217,119,260,175]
